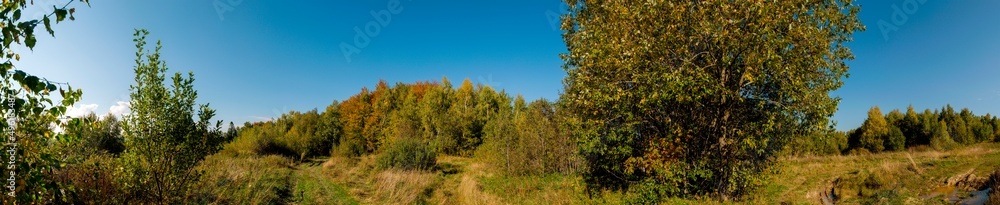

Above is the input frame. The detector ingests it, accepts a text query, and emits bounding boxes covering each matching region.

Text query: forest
[1,0,999,204]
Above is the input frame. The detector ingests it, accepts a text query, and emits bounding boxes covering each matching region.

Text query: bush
[223,123,297,158]
[335,136,367,158]
[52,154,128,204]
[376,138,436,171]
[885,126,906,151]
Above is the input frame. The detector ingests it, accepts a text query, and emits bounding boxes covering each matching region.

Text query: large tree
[120,29,223,203]
[560,0,863,199]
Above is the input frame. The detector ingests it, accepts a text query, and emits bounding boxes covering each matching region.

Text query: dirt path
[431,156,504,205]
[291,158,360,205]
[456,162,502,204]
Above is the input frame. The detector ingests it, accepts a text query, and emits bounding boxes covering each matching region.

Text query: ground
[285,143,1000,204]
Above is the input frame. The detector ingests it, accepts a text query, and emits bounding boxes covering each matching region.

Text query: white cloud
[109,101,131,117]
[65,104,99,118]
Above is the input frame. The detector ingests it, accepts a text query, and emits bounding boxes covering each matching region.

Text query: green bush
[335,136,367,158]
[885,126,906,151]
[223,123,297,158]
[376,138,436,171]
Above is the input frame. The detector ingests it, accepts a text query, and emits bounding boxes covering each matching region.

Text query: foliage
[478,97,582,175]
[118,29,225,203]
[885,126,905,151]
[50,153,127,204]
[560,0,864,199]
[858,106,889,152]
[62,113,124,156]
[931,120,957,150]
[0,0,89,203]
[784,127,848,156]
[375,138,436,171]
[846,104,998,153]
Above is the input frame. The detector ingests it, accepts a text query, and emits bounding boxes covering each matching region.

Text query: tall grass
[190,153,296,204]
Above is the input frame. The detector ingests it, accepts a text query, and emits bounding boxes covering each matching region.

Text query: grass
[192,154,296,204]
[193,142,1000,204]
[292,158,359,205]
[753,143,1000,204]
[474,143,1000,204]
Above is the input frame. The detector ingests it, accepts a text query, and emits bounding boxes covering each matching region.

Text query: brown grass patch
[370,170,437,204]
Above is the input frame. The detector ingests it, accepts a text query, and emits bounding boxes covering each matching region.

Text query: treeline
[229,78,580,174]
[789,105,1000,156]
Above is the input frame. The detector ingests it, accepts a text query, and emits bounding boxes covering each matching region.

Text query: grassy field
[199,143,1000,204]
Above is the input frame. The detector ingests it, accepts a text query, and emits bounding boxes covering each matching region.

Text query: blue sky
[15,0,1000,130]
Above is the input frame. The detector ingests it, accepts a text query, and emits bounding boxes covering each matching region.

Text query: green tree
[560,0,863,198]
[0,1,89,203]
[858,106,889,152]
[448,78,481,156]
[993,116,1000,141]
[901,105,923,146]
[886,126,905,151]
[119,30,223,203]
[931,120,956,150]
[285,109,324,160]
[317,100,342,151]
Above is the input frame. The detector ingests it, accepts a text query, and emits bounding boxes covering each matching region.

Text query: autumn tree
[858,106,889,152]
[560,0,863,199]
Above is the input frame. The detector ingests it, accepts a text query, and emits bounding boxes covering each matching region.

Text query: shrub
[885,126,906,151]
[52,154,128,204]
[376,138,436,171]
[335,136,367,158]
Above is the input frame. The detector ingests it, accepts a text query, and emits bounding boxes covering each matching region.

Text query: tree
[858,106,889,152]
[0,0,88,203]
[931,120,956,150]
[420,77,454,153]
[886,126,905,151]
[448,78,480,156]
[120,30,223,203]
[560,0,863,199]
[317,100,342,152]
[901,105,923,146]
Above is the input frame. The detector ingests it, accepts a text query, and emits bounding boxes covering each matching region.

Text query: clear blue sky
[15,0,1000,130]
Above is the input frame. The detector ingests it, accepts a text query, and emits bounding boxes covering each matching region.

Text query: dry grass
[370,170,438,204]
[457,162,504,205]
[757,143,1000,204]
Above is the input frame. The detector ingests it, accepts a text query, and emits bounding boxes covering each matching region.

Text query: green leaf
[13,9,20,21]
[47,84,57,92]
[24,76,40,91]
[13,70,26,81]
[35,82,47,93]
[54,8,68,22]
[0,63,11,74]
[25,35,36,50]
[44,16,54,36]
[2,27,12,47]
